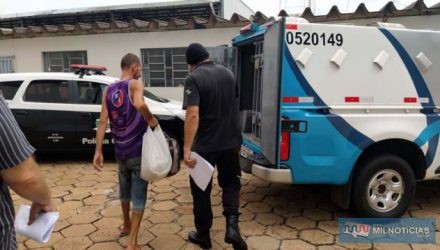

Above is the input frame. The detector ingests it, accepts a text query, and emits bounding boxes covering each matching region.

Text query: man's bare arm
[95,88,108,153]
[93,88,108,171]
[130,79,158,127]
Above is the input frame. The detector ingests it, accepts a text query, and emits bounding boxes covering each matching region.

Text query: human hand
[184,149,197,169]
[28,200,55,225]
[93,152,104,171]
[148,117,159,129]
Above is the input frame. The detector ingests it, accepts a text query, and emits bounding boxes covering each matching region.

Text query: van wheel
[352,155,415,218]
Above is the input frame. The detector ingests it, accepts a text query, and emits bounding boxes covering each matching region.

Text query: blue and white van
[235,17,440,217]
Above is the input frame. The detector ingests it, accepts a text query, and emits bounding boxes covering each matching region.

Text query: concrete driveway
[12,160,440,250]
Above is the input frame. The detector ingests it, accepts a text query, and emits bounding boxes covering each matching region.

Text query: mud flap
[331,182,351,209]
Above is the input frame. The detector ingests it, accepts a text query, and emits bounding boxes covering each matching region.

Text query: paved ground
[12,160,440,250]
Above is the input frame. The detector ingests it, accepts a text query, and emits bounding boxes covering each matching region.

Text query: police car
[0,65,184,155]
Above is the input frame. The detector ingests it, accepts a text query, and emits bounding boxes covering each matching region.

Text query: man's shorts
[118,157,148,211]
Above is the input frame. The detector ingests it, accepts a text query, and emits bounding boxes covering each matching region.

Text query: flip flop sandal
[119,231,129,237]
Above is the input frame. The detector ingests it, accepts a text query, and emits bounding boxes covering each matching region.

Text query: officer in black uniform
[182,43,247,250]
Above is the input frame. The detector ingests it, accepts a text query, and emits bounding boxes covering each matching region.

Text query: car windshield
[143,89,169,103]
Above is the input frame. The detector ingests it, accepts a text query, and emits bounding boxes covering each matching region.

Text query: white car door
[73,80,113,151]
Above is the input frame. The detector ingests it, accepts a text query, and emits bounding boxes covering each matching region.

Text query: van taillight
[280,131,290,161]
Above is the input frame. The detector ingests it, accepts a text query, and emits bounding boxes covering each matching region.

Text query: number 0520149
[286,31,343,46]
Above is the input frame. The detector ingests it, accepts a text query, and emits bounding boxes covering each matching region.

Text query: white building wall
[1,14,437,101]
[221,0,254,20]
[0,27,241,101]
[284,0,316,15]
[327,15,440,31]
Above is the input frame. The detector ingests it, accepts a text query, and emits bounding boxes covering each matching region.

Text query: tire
[352,154,416,218]
[162,130,183,160]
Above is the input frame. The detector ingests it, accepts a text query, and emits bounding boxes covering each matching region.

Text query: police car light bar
[240,23,256,34]
[71,64,107,78]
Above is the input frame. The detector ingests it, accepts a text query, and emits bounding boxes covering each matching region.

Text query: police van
[0,65,184,155]
[235,17,440,217]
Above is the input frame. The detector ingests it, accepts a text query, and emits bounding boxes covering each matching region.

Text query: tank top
[106,79,146,161]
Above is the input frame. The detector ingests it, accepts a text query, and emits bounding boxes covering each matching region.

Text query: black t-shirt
[183,61,242,152]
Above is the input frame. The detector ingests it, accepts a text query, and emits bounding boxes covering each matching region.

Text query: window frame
[140,46,237,87]
[23,79,74,104]
[42,51,88,73]
[141,48,189,87]
[74,80,107,105]
[0,56,15,74]
[0,80,23,100]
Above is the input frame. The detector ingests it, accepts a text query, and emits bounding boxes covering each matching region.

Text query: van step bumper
[252,164,293,184]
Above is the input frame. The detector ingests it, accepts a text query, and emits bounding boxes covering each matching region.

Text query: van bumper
[252,164,293,184]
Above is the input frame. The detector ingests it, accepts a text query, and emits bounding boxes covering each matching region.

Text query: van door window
[206,46,237,76]
[24,80,71,103]
[252,41,264,139]
[0,81,23,100]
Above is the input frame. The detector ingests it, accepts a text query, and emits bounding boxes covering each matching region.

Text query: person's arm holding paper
[183,75,200,168]
[0,94,55,248]
[0,157,54,224]
[184,106,199,168]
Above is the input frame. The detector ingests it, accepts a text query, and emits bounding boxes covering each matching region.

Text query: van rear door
[260,21,284,165]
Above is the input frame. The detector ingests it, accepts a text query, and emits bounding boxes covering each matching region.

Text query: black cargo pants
[190,147,242,235]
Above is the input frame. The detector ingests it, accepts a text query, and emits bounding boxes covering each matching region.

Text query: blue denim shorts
[118,157,148,211]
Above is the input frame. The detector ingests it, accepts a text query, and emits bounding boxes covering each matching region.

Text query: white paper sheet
[14,204,59,244]
[189,152,215,191]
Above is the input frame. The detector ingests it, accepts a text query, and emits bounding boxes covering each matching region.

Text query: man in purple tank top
[93,53,158,250]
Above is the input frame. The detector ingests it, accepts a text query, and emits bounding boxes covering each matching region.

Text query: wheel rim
[367,169,404,213]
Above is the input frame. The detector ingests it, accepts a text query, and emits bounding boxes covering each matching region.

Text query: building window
[141,48,188,87]
[0,56,15,73]
[43,51,88,72]
[141,47,237,87]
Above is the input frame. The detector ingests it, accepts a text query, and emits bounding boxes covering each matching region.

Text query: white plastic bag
[141,125,172,182]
